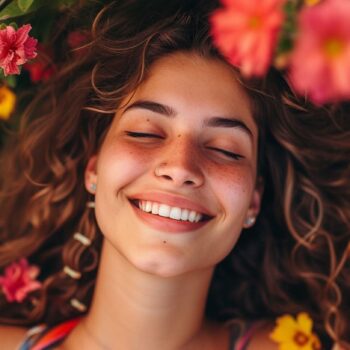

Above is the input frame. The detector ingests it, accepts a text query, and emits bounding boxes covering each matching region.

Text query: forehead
[116,52,257,142]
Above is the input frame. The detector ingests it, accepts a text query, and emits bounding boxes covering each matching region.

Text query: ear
[84,155,98,194]
[244,176,264,228]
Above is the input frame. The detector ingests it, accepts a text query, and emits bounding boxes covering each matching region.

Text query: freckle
[177,134,181,137]
[146,119,150,122]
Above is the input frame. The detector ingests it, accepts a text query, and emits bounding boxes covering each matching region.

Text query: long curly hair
[0,0,349,347]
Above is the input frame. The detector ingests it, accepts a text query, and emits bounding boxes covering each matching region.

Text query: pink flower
[289,0,350,105]
[0,24,38,76]
[0,258,42,303]
[210,0,285,77]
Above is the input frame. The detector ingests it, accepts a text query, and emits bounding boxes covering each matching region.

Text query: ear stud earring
[90,183,97,192]
[244,217,256,227]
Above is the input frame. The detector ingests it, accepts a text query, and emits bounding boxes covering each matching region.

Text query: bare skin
[0,53,280,350]
[71,52,262,350]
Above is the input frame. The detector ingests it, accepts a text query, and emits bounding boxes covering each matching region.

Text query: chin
[129,251,192,278]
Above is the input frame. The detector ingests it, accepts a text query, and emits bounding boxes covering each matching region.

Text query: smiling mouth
[128,199,214,222]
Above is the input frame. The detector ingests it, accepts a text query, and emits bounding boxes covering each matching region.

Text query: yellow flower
[305,0,321,6]
[0,85,16,120]
[270,312,322,350]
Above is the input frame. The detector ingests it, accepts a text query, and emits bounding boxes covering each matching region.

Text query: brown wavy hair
[0,0,349,347]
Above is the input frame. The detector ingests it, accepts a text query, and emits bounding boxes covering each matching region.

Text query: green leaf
[0,68,20,87]
[0,0,46,20]
[17,0,34,12]
[0,2,26,19]
[8,21,17,29]
[5,74,17,88]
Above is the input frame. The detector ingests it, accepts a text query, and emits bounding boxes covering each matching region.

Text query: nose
[153,137,204,187]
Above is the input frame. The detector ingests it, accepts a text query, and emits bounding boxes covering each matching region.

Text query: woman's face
[85,52,263,277]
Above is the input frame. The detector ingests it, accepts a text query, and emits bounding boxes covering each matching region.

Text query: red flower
[289,0,350,104]
[210,0,285,77]
[24,43,56,83]
[0,24,38,76]
[67,30,90,57]
[25,59,55,83]
[0,258,42,303]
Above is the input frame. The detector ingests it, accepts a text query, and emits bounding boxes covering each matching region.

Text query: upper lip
[128,192,215,218]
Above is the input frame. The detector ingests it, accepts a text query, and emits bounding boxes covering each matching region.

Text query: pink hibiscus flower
[210,0,285,77]
[289,0,350,105]
[0,258,42,303]
[0,24,38,76]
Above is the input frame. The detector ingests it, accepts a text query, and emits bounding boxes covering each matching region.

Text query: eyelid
[125,131,163,138]
[125,131,244,160]
[207,147,244,160]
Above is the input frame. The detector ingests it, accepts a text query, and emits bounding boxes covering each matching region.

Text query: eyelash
[125,131,244,160]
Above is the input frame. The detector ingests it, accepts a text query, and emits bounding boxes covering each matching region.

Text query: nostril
[184,180,195,185]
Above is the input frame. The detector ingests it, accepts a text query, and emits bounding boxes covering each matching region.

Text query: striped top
[18,318,261,350]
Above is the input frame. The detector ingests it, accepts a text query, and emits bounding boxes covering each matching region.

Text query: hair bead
[63,266,82,279]
[70,298,87,312]
[86,201,95,208]
[73,232,92,246]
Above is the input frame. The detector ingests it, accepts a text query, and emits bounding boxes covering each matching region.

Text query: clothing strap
[19,318,81,350]
[20,318,261,350]
[226,320,266,350]
[235,321,265,350]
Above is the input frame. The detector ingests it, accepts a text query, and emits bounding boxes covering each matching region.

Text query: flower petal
[210,0,284,77]
[0,258,41,302]
[297,312,313,334]
[270,314,299,341]
[0,24,37,76]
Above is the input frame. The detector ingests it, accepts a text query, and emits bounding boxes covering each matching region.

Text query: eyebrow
[123,100,254,140]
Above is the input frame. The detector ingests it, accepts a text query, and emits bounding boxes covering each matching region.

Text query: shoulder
[0,324,28,349]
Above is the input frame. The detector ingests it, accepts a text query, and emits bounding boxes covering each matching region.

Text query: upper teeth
[138,200,203,223]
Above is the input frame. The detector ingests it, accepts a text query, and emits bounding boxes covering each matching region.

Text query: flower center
[323,38,344,59]
[248,16,262,29]
[293,331,309,346]
[305,0,321,6]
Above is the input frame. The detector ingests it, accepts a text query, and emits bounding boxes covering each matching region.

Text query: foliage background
[0,0,87,149]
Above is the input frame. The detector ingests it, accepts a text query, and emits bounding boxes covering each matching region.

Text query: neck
[64,240,218,350]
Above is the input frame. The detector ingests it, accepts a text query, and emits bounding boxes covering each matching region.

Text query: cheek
[207,164,255,215]
[97,136,255,207]
[97,142,151,189]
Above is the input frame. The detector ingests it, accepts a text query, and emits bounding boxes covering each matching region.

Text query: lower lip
[129,200,212,233]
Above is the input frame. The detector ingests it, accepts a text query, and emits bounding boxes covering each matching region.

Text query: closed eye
[207,147,244,160]
[125,131,244,160]
[125,131,162,138]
